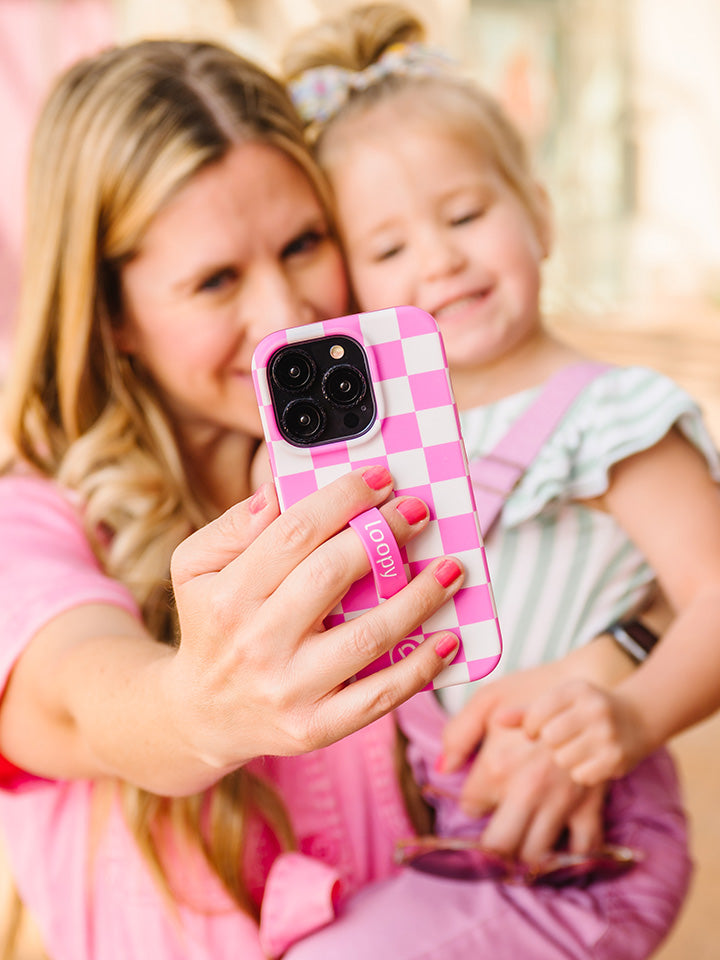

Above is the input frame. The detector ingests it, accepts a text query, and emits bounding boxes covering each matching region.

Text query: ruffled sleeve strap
[501,366,720,528]
[258,852,341,958]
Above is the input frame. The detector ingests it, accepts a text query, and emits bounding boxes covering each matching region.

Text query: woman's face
[118,142,348,445]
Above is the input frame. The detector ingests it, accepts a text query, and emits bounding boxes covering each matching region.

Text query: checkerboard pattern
[252,306,502,689]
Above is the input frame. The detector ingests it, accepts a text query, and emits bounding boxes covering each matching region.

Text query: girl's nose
[419,228,464,281]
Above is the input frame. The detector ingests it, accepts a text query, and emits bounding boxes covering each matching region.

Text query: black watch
[607,619,659,664]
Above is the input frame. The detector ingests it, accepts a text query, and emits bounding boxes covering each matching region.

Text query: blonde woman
[0,39,467,959]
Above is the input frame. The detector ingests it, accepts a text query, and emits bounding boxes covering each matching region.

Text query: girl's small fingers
[551,730,599,771]
[566,756,614,787]
[171,484,280,586]
[494,706,526,730]
[536,707,589,749]
[523,681,588,739]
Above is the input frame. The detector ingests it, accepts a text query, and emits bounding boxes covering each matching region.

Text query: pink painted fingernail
[434,633,459,660]
[248,485,268,514]
[434,559,462,588]
[396,498,427,525]
[362,465,392,490]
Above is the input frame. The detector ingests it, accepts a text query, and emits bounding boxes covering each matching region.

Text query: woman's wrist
[563,634,636,686]
[605,619,660,665]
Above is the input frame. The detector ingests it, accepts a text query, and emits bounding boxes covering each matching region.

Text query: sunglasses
[395,836,642,886]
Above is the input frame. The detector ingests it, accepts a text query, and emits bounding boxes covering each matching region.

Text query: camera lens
[281,398,326,444]
[322,364,367,407]
[270,349,316,392]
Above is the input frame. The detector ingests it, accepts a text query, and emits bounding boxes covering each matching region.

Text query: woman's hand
[169,466,465,784]
[1,469,463,795]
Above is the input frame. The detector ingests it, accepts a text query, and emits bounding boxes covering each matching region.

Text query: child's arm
[0,471,463,795]
[500,428,720,785]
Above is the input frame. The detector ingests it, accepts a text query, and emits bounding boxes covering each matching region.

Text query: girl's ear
[533,182,554,259]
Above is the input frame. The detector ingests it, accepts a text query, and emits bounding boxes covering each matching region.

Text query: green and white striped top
[440,365,720,713]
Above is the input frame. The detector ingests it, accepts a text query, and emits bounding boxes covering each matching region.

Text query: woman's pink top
[0,475,415,959]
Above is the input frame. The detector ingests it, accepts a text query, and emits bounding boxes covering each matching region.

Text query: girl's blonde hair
[1,38,333,922]
[283,2,548,240]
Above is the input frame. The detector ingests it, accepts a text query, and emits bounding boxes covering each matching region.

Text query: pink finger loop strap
[349,507,409,600]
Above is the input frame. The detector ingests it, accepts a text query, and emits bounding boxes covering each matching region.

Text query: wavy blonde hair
[282,2,549,241]
[1,38,337,922]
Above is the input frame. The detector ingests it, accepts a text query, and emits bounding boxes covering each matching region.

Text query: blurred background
[1,0,719,956]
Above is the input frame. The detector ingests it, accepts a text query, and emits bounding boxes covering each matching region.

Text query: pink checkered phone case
[251,306,502,689]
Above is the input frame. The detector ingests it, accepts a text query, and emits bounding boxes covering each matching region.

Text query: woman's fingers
[297,554,465,696]
[171,483,280,586]
[212,466,394,601]
[440,687,500,773]
[169,467,468,765]
[307,627,462,746]
[480,752,587,862]
[265,494,429,630]
[565,786,606,854]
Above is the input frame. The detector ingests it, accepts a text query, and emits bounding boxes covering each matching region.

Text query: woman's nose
[240,265,314,343]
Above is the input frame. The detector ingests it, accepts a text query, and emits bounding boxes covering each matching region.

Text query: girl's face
[118,142,347,444]
[327,112,548,373]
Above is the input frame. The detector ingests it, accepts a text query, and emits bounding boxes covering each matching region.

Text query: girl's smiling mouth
[431,288,494,323]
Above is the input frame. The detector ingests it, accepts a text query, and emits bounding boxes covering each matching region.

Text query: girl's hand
[440,638,635,775]
[438,660,621,861]
[446,713,605,862]
[499,679,652,786]
[169,467,464,785]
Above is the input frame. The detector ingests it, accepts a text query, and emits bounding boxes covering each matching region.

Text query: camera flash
[330,344,345,360]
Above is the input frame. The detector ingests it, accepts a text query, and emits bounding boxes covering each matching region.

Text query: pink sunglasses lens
[402,848,510,881]
[401,844,641,885]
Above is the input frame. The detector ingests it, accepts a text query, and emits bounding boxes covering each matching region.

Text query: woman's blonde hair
[283,2,548,240]
[1,38,334,922]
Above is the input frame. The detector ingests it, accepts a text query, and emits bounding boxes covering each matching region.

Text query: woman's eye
[283,229,325,259]
[198,267,238,293]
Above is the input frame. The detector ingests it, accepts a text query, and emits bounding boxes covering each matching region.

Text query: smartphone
[251,305,502,689]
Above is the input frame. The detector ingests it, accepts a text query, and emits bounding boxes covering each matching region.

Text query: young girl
[281,3,720,956]
[0,38,475,960]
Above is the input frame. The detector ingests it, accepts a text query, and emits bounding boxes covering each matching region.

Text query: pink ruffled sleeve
[259,852,341,958]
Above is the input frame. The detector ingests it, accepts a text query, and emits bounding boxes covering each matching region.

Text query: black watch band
[607,619,660,664]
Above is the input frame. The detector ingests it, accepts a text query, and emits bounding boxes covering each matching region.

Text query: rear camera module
[266,335,376,447]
